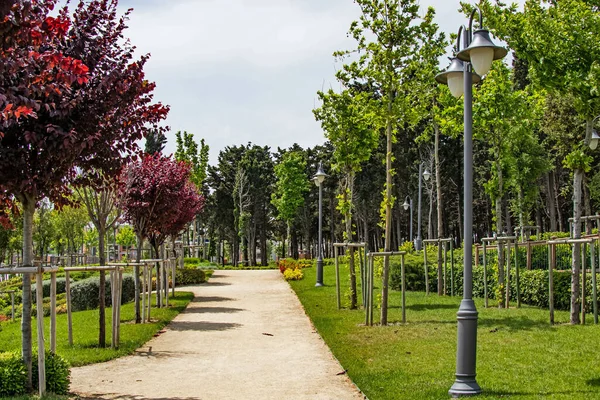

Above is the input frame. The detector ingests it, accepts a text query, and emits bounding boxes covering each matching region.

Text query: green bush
[0,352,26,397]
[32,277,68,301]
[389,255,599,311]
[0,351,70,396]
[175,267,206,286]
[70,274,135,311]
[32,352,71,395]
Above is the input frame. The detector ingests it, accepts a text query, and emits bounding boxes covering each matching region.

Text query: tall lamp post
[435,7,506,397]
[313,162,327,287]
[415,163,431,251]
[403,196,413,243]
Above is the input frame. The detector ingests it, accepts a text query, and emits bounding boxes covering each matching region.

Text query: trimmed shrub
[175,267,207,286]
[32,277,68,301]
[70,274,135,311]
[32,352,71,395]
[0,352,26,397]
[389,254,600,311]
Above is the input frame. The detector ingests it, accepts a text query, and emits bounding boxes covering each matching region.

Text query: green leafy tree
[314,89,377,309]
[480,0,600,323]
[335,0,434,325]
[175,131,210,257]
[272,151,309,257]
[116,225,136,250]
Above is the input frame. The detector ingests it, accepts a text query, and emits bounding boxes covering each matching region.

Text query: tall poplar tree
[335,0,434,325]
[314,89,377,309]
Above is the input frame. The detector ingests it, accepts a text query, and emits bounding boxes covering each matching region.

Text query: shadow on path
[191,296,237,303]
[183,307,245,314]
[75,394,201,400]
[200,281,232,287]
[168,321,242,332]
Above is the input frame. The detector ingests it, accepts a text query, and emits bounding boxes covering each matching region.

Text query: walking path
[71,270,364,400]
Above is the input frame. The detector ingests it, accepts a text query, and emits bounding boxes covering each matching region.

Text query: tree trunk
[153,241,162,308]
[134,233,142,323]
[571,168,583,324]
[344,174,357,310]
[381,86,393,326]
[20,195,34,390]
[505,199,512,235]
[495,158,505,308]
[98,222,106,348]
[547,172,557,232]
[554,171,564,232]
[583,175,592,234]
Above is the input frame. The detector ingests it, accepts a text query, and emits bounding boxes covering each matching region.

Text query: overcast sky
[116,0,518,165]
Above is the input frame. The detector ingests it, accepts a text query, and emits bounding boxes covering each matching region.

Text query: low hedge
[175,267,207,286]
[0,351,70,396]
[32,277,68,300]
[70,274,135,312]
[389,256,599,311]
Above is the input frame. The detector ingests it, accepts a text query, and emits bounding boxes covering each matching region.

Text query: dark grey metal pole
[316,181,324,287]
[416,164,423,251]
[449,48,481,397]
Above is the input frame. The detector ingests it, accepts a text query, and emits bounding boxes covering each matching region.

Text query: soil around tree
[70,270,364,399]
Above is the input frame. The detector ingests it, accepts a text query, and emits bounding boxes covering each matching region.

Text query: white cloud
[114,0,524,165]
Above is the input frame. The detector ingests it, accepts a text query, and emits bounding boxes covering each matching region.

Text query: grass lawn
[0,291,194,367]
[289,263,600,400]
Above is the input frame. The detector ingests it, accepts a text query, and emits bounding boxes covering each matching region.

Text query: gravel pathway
[70,270,364,400]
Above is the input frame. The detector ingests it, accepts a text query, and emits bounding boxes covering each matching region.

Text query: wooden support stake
[527,241,532,270]
[582,243,587,325]
[65,271,73,346]
[142,264,146,323]
[147,265,151,322]
[483,241,488,308]
[475,245,479,268]
[443,242,447,296]
[36,272,46,396]
[50,272,56,353]
[401,254,406,324]
[505,241,511,309]
[365,255,370,326]
[514,241,520,308]
[172,260,176,297]
[110,270,116,349]
[10,292,14,322]
[369,257,375,326]
[164,260,169,307]
[592,241,598,324]
[450,239,455,297]
[423,246,429,295]
[117,269,123,347]
[549,244,555,325]
[334,246,340,310]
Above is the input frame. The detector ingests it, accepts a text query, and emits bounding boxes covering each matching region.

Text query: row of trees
[194,1,600,327]
[0,0,204,389]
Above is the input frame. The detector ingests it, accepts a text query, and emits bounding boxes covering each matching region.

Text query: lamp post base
[315,258,324,287]
[449,379,481,398]
[449,299,480,397]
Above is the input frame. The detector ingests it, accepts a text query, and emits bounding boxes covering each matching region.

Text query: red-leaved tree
[119,155,204,319]
[0,0,168,386]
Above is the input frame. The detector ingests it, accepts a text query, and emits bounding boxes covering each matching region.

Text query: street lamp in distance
[313,162,327,287]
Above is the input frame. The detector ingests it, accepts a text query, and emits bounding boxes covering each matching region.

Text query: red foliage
[0,0,168,206]
[118,154,204,249]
